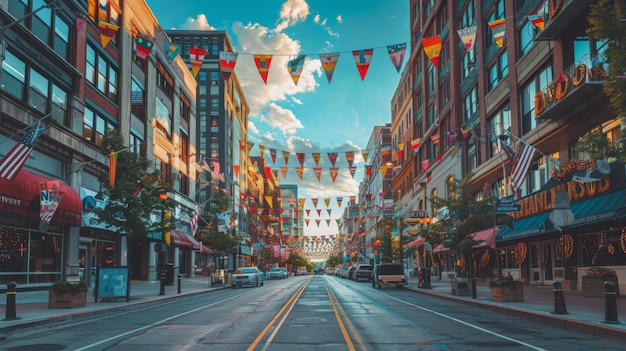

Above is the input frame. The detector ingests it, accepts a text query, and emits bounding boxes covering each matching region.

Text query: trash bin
[166,263,174,285]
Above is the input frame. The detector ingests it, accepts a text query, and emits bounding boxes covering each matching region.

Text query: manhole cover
[292,317,327,323]
[7,345,65,351]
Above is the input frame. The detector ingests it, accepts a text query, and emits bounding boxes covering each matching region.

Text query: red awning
[170,230,193,248]
[405,237,426,248]
[0,169,81,225]
[471,228,498,249]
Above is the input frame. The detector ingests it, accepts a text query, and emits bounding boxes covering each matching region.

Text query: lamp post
[159,191,168,295]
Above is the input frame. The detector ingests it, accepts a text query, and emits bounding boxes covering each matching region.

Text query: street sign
[496,204,521,213]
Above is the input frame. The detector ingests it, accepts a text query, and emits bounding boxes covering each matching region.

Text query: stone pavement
[0,275,625,341]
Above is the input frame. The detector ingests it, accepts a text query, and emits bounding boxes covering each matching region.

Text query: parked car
[268,267,288,279]
[354,264,373,282]
[372,263,406,288]
[347,266,357,280]
[296,267,308,275]
[232,267,264,288]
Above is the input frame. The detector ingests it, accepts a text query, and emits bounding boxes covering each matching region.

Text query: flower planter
[582,275,619,298]
[491,285,524,302]
[48,288,87,309]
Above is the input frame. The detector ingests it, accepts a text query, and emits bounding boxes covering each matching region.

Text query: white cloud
[313,14,320,24]
[274,0,310,33]
[248,120,260,135]
[336,15,343,23]
[179,14,216,30]
[291,97,303,105]
[260,103,304,136]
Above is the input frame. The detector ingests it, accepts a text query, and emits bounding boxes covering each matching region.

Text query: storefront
[496,161,626,289]
[0,170,81,287]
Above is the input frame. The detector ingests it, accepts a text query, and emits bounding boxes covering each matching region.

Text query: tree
[420,174,494,277]
[197,189,238,256]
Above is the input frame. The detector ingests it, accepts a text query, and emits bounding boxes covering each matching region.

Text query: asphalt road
[2,275,625,351]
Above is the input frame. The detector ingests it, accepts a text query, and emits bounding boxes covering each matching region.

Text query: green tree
[197,189,238,255]
[325,252,343,268]
[420,174,494,277]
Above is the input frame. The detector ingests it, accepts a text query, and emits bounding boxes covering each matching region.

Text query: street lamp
[159,191,168,295]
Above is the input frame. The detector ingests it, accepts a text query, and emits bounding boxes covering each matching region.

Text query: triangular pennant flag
[316,209,321,217]
[219,51,238,81]
[280,167,288,179]
[352,49,374,80]
[345,151,355,167]
[348,166,357,178]
[326,219,331,226]
[436,154,442,162]
[265,196,273,208]
[282,150,290,165]
[234,165,240,178]
[431,134,440,146]
[319,52,340,83]
[426,171,433,184]
[324,198,331,207]
[380,165,388,178]
[299,198,306,209]
[305,219,310,226]
[461,127,469,139]
[422,159,430,170]
[287,55,306,85]
[526,13,545,32]
[296,152,306,167]
[361,149,369,163]
[135,35,154,60]
[330,167,339,182]
[387,43,406,73]
[312,198,319,208]
[258,145,265,157]
[76,15,86,33]
[246,141,254,155]
[488,18,507,48]
[295,167,304,180]
[312,153,321,165]
[396,143,405,159]
[164,42,181,62]
[109,151,118,188]
[189,47,208,78]
[448,131,457,145]
[457,26,477,51]
[366,165,372,177]
[98,21,119,48]
[411,138,421,152]
[422,35,442,68]
[336,197,343,207]
[315,219,321,227]
[253,54,273,84]
[314,167,322,182]
[327,152,338,167]
[269,148,277,163]
[264,166,273,179]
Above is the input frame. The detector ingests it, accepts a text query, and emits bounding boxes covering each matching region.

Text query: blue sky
[147,0,410,236]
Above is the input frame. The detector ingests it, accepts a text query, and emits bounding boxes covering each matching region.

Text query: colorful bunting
[295,167,304,180]
[488,18,507,48]
[219,51,239,81]
[76,15,86,33]
[411,138,421,152]
[396,143,404,159]
[387,43,406,73]
[421,159,430,170]
[189,47,208,78]
[352,49,374,80]
[269,148,277,163]
[253,54,273,84]
[348,166,357,178]
[312,153,321,165]
[431,134,440,146]
[164,42,181,62]
[287,55,306,85]
[319,52,340,83]
[345,151,355,167]
[296,152,306,167]
[526,13,545,32]
[361,149,369,163]
[327,152,338,166]
[330,168,339,182]
[422,35,442,68]
[282,150,290,165]
[457,26,477,51]
[280,167,288,179]
[314,167,322,182]
[135,35,154,59]
[98,21,119,48]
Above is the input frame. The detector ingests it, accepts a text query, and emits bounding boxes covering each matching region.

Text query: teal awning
[496,213,551,242]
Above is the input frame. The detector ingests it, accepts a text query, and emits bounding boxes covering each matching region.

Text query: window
[520,65,552,135]
[463,86,478,121]
[83,107,116,146]
[199,71,207,86]
[1,51,26,101]
[131,77,145,118]
[487,50,508,91]
[459,0,476,29]
[461,49,476,79]
[519,21,536,57]
[155,60,174,98]
[211,98,219,109]
[210,71,219,84]
[29,69,48,114]
[427,63,436,95]
[85,43,119,102]
[488,107,511,159]
[180,93,191,123]
[51,83,67,125]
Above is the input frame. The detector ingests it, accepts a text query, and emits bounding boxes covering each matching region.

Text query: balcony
[534,0,593,41]
[535,54,607,120]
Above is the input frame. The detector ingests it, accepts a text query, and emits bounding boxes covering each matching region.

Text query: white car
[268,267,288,279]
[232,267,264,288]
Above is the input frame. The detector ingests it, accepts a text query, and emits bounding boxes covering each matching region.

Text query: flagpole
[500,128,560,168]
[69,143,143,174]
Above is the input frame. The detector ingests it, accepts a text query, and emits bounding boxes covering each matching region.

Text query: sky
[146,0,410,236]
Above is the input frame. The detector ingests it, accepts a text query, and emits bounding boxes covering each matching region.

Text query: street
[2,275,625,351]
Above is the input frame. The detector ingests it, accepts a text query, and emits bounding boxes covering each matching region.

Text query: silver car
[268,267,288,279]
[232,267,264,288]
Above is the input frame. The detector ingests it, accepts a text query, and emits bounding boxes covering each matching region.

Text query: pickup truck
[372,263,406,288]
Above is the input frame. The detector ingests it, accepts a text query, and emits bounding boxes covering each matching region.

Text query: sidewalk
[404,276,626,341]
[0,275,229,338]
[1,275,626,341]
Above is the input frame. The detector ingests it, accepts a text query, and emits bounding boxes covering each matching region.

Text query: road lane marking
[247,277,312,351]
[326,286,366,351]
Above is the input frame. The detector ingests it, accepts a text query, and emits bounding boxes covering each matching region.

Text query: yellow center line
[247,277,312,351]
[327,287,367,351]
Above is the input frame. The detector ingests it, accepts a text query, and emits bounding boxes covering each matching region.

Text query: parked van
[372,263,406,288]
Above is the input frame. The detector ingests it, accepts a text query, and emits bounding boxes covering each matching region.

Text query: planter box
[48,289,87,309]
[491,285,524,302]
[582,275,620,298]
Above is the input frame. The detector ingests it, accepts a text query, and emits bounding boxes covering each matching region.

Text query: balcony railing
[534,0,593,41]
[535,54,607,120]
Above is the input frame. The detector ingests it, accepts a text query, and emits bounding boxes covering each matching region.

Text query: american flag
[210,161,225,183]
[189,207,202,237]
[0,120,48,180]
[510,144,537,193]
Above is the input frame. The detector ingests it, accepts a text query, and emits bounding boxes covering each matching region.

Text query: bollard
[159,270,166,295]
[4,281,17,320]
[471,277,477,299]
[177,275,181,294]
[552,280,568,314]
[603,280,620,324]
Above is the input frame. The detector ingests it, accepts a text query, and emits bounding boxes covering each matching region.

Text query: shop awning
[496,213,551,242]
[568,189,626,226]
[180,231,212,253]
[405,237,426,248]
[471,228,498,248]
[170,230,193,248]
[0,169,81,225]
